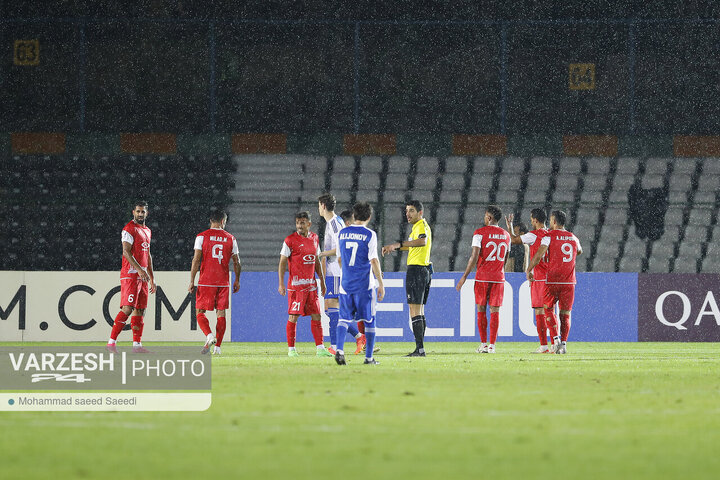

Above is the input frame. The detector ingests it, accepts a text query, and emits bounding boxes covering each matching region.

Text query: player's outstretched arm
[278,256,288,296]
[370,258,385,302]
[188,249,202,292]
[314,257,326,296]
[505,214,523,245]
[231,254,241,293]
[456,247,480,291]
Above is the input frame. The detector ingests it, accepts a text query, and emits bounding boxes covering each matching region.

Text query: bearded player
[107,200,156,354]
[279,211,332,357]
[506,209,560,353]
[527,210,582,354]
[456,205,510,354]
[189,210,241,355]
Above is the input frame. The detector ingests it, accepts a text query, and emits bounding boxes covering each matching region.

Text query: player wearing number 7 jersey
[456,205,511,353]
[189,210,241,355]
[527,210,582,354]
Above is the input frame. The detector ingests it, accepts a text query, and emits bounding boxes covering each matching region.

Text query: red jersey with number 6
[194,228,238,286]
[472,225,511,283]
[120,220,151,278]
[281,232,320,291]
[541,230,581,285]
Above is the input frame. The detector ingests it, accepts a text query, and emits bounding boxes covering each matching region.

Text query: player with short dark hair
[527,210,582,354]
[456,205,510,353]
[189,210,241,355]
[279,211,331,357]
[317,193,366,355]
[107,200,156,354]
[382,199,433,357]
[506,209,560,353]
[335,202,385,365]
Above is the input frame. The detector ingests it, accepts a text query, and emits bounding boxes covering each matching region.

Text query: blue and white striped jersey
[337,225,378,294]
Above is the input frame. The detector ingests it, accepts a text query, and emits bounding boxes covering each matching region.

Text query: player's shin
[545,307,560,338]
[489,312,499,345]
[535,313,547,345]
[476,310,488,344]
[560,313,571,342]
[327,307,339,347]
[286,321,297,348]
[311,319,324,346]
[364,328,376,360]
[197,312,212,336]
[216,317,226,346]
[130,316,143,343]
[109,311,129,342]
[336,321,349,353]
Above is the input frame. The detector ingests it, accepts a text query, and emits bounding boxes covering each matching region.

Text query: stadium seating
[4,154,717,274]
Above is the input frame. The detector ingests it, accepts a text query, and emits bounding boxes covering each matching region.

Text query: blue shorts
[325,276,341,299]
[339,289,376,322]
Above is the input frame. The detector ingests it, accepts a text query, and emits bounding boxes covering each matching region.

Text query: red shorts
[196,285,230,311]
[544,283,576,311]
[474,281,504,307]
[530,280,546,308]
[120,276,149,309]
[287,288,321,316]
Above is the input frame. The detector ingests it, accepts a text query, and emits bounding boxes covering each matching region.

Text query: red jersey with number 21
[541,230,581,284]
[194,228,238,287]
[472,225,511,283]
[281,232,320,291]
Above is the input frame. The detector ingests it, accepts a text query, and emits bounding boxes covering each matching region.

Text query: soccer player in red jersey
[189,210,241,355]
[278,211,331,357]
[456,205,511,353]
[107,200,156,354]
[506,208,560,353]
[527,210,582,354]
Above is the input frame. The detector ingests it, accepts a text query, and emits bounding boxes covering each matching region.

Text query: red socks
[560,313,571,342]
[536,314,547,345]
[197,312,211,336]
[216,317,226,346]
[110,311,129,341]
[489,312,499,345]
[477,311,488,343]
[545,307,560,338]
[310,320,324,346]
[286,321,297,347]
[358,320,365,334]
[130,316,143,343]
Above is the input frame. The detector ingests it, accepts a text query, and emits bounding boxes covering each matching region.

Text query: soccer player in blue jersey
[335,202,385,365]
[318,194,366,354]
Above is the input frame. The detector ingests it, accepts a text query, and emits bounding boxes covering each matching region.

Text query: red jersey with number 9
[194,228,238,286]
[542,230,581,285]
[472,225,511,283]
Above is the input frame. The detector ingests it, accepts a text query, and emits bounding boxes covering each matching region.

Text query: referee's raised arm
[381,200,433,357]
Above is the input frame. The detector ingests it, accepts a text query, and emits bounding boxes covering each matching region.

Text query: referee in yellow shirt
[382,200,432,356]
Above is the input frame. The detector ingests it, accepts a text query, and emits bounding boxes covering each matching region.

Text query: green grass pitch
[1,342,719,480]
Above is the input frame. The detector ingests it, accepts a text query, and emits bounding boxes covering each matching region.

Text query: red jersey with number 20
[541,230,581,284]
[194,228,238,286]
[281,232,320,291]
[472,225,511,283]
[120,220,151,278]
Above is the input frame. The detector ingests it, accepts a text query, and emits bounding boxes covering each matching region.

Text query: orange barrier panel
[231,134,287,154]
[343,134,397,155]
[452,135,507,156]
[563,135,618,156]
[11,132,66,154]
[120,133,177,154]
[673,136,720,157]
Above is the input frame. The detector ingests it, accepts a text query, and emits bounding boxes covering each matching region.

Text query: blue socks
[327,308,339,346]
[336,321,349,353]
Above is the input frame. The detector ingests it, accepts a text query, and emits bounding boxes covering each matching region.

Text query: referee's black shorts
[406,264,432,305]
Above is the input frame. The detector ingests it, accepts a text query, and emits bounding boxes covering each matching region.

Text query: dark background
[2,0,720,134]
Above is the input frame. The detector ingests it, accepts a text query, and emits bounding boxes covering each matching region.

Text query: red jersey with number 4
[520,228,549,281]
[281,232,320,291]
[472,225,511,283]
[541,230,581,284]
[194,228,238,286]
[120,220,151,278]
